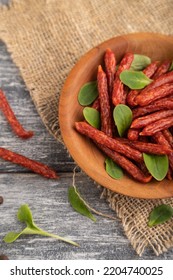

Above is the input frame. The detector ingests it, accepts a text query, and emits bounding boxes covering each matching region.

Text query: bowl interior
[59,32,173,199]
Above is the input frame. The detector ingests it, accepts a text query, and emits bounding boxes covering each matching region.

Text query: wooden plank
[0,41,75,173]
[1,172,173,260]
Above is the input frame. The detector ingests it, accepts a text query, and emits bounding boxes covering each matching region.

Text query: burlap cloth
[0,0,173,257]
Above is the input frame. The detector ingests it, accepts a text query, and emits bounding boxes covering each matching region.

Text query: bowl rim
[59,32,173,199]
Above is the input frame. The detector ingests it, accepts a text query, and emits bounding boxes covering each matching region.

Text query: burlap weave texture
[0,0,173,256]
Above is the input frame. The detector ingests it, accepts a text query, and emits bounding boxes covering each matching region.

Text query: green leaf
[105,157,123,179]
[3,227,39,243]
[26,227,79,246]
[3,231,24,243]
[83,107,100,128]
[78,81,98,106]
[4,204,79,246]
[148,204,173,227]
[113,104,132,137]
[130,54,151,71]
[143,153,169,181]
[120,70,153,89]
[68,186,96,222]
[4,227,78,246]
[17,204,34,227]
[169,61,173,71]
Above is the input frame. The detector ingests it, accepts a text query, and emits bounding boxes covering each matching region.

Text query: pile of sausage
[75,49,173,183]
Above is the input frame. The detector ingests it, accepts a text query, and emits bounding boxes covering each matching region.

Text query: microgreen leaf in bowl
[78,81,98,106]
[130,54,151,71]
[83,107,100,129]
[105,157,123,179]
[113,104,132,137]
[143,153,168,181]
[120,70,153,89]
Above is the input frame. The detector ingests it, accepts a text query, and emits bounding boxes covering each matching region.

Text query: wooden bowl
[59,32,173,199]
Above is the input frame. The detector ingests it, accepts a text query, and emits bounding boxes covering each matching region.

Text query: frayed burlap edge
[102,189,173,256]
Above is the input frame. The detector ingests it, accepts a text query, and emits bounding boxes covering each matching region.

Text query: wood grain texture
[0,42,75,173]
[1,172,173,260]
[0,0,173,259]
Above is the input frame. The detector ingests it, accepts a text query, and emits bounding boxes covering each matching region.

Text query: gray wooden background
[0,0,173,260]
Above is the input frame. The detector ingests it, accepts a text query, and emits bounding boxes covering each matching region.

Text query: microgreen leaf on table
[105,157,123,179]
[68,186,96,222]
[78,81,98,106]
[120,70,153,89]
[143,153,168,181]
[17,204,34,227]
[148,204,173,227]
[3,204,79,246]
[83,107,100,128]
[113,104,132,137]
[4,232,24,243]
[130,54,151,71]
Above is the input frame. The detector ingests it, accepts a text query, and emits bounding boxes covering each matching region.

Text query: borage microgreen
[68,186,96,222]
[148,204,173,227]
[143,153,168,181]
[113,104,133,137]
[3,204,79,246]
[130,54,151,71]
[120,70,152,89]
[105,157,123,179]
[78,81,98,106]
[83,107,100,129]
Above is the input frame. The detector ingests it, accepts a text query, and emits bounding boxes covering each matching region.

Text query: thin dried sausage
[140,70,173,93]
[140,116,173,136]
[127,61,159,107]
[0,147,59,179]
[104,48,116,97]
[112,52,134,105]
[112,78,125,105]
[97,144,152,183]
[127,128,139,141]
[116,137,172,155]
[92,97,100,111]
[0,89,33,139]
[162,129,173,149]
[132,96,173,118]
[131,110,173,129]
[152,131,173,179]
[75,121,143,162]
[97,65,112,137]
[135,83,173,106]
[152,60,171,79]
